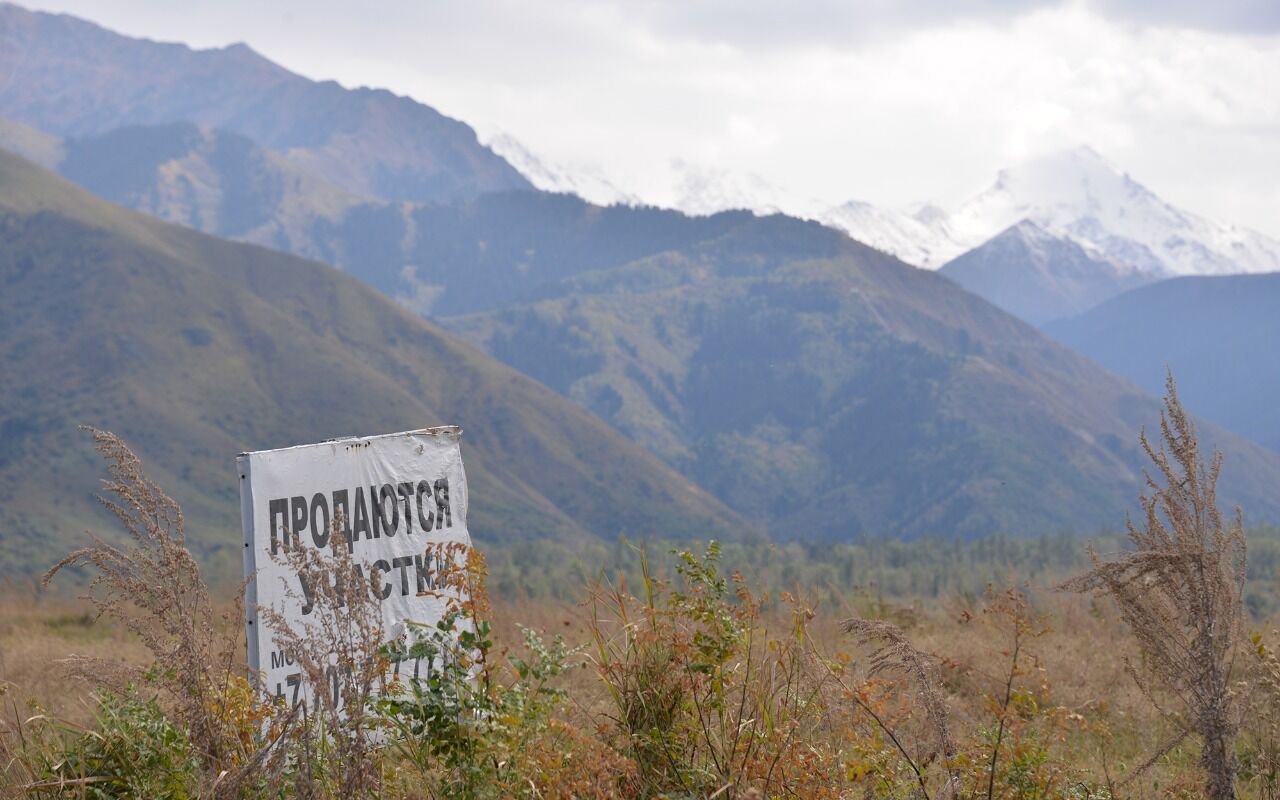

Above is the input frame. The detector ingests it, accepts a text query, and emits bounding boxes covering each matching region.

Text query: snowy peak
[950,146,1183,265]
[824,146,1280,276]
[820,199,957,267]
[963,147,1153,235]
[486,133,639,207]
[667,160,830,219]
[992,146,1126,204]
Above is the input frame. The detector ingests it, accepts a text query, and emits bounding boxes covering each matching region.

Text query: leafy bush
[32,689,200,799]
[589,541,854,798]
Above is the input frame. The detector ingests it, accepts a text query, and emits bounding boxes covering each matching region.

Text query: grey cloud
[1091,0,1280,34]
[600,0,1280,48]
[622,0,1058,48]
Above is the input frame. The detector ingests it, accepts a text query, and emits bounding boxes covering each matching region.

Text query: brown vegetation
[2,383,1280,798]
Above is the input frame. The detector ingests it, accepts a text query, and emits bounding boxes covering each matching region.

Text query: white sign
[237,426,470,705]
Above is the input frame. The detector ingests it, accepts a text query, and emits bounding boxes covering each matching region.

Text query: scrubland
[3,388,1280,799]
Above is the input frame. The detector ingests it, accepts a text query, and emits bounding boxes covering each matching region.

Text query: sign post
[237,426,471,704]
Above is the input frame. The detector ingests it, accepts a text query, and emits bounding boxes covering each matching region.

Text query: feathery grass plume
[41,428,263,779]
[258,518,387,799]
[841,616,958,799]
[1060,372,1246,800]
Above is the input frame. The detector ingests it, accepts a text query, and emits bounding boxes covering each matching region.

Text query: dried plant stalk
[43,428,244,768]
[842,617,958,799]
[259,522,388,799]
[1061,373,1246,800]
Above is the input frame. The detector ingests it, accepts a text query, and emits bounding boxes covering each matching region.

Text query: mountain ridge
[443,213,1280,539]
[823,147,1280,277]
[0,2,530,204]
[0,147,748,579]
[939,220,1162,326]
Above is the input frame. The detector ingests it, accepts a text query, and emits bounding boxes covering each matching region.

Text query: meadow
[2,394,1279,799]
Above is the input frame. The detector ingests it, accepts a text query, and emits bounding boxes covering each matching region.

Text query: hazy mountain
[19,119,777,315]
[0,115,62,168]
[0,2,530,204]
[444,215,1280,540]
[486,133,640,208]
[16,113,1279,542]
[0,149,746,580]
[1046,273,1280,452]
[824,147,1280,276]
[939,220,1162,326]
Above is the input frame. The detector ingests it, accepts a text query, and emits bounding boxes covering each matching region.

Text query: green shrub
[36,689,199,799]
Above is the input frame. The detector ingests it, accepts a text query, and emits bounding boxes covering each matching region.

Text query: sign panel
[237,426,470,705]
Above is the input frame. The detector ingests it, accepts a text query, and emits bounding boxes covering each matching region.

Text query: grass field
[3,396,1280,798]
[3,537,1279,798]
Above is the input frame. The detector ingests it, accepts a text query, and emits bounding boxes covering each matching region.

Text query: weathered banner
[237,427,470,705]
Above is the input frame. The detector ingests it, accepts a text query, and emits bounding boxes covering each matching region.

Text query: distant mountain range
[0,149,744,579]
[14,120,1279,541]
[0,2,529,204]
[3,2,1278,574]
[1047,273,1280,453]
[443,215,1280,539]
[485,137,1280,282]
[482,135,1280,337]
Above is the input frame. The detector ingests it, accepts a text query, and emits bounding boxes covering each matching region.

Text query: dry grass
[5,579,1280,797]
[0,591,150,724]
[5,380,1280,798]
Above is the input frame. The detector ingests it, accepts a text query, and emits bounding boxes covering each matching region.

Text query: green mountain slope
[445,216,1280,539]
[1046,273,1280,451]
[0,149,747,580]
[0,3,529,204]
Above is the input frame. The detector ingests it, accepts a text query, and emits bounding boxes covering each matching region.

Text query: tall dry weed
[42,429,252,773]
[1061,374,1247,799]
[259,526,387,798]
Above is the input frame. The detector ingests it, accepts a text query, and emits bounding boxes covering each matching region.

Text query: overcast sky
[19,0,1280,236]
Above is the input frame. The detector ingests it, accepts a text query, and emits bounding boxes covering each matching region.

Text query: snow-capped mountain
[821,200,958,268]
[486,133,640,207]
[487,135,831,219]
[665,160,830,219]
[939,220,1161,326]
[489,136,1280,278]
[824,146,1280,275]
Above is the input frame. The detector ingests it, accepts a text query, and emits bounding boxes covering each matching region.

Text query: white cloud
[17,0,1280,236]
